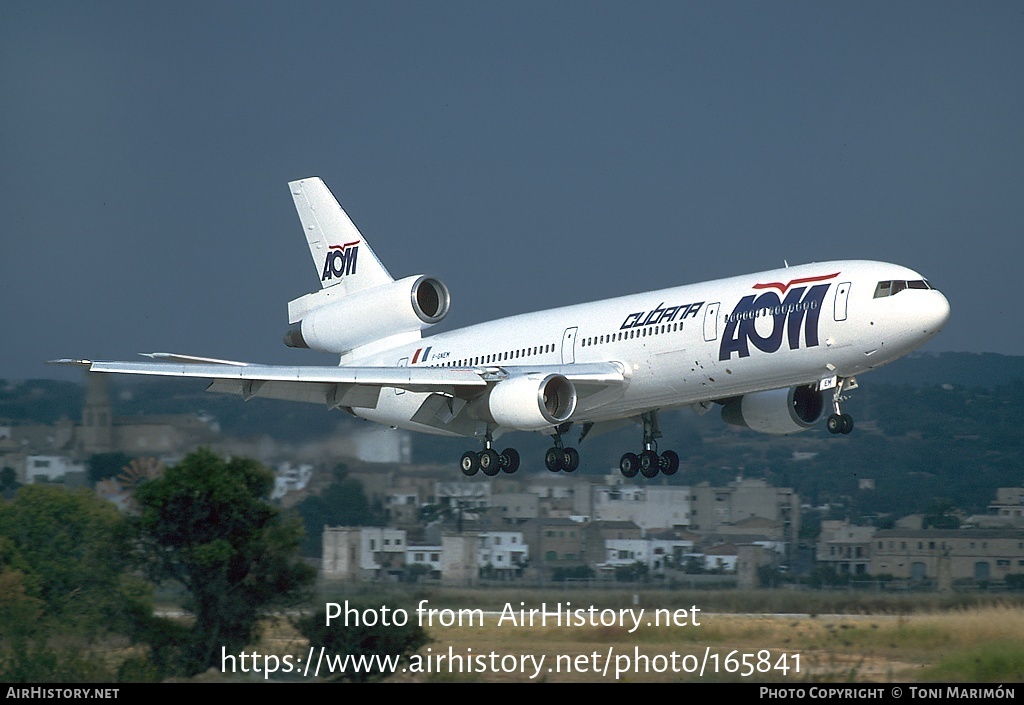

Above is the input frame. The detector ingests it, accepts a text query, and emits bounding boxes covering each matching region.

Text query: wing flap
[206,379,383,409]
[409,393,478,436]
[475,362,627,384]
[207,379,333,405]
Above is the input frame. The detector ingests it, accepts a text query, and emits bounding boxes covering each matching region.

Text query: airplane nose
[924,290,951,334]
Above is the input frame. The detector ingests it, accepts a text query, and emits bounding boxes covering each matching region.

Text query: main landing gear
[460,431,520,477]
[544,423,580,473]
[458,417,683,480]
[826,377,855,435]
[619,410,679,479]
[458,424,581,476]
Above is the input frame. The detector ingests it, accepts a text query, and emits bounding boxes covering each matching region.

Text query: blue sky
[2,2,1022,380]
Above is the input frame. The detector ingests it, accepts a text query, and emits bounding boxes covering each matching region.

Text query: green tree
[0,485,147,636]
[296,477,384,556]
[615,561,649,583]
[0,467,19,496]
[551,565,594,582]
[87,452,132,485]
[134,449,315,676]
[0,486,153,681]
[923,497,961,530]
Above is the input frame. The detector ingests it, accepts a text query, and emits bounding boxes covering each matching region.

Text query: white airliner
[56,177,951,478]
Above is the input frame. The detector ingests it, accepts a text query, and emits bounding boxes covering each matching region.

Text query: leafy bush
[295,603,430,682]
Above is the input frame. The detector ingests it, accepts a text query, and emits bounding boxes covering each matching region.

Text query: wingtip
[47,358,93,367]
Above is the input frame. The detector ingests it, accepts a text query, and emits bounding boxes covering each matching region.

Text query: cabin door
[395,357,408,395]
[834,282,851,321]
[561,327,578,364]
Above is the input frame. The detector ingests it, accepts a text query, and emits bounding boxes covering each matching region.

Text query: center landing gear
[460,430,520,476]
[620,410,680,478]
[826,377,855,435]
[545,423,580,473]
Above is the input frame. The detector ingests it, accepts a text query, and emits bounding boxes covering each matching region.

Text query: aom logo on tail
[321,240,360,282]
[719,272,838,361]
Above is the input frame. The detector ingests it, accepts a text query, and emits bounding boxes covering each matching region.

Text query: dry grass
[251,603,1024,683]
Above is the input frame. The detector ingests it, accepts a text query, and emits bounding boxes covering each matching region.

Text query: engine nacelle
[720,384,825,435]
[284,275,450,354]
[481,374,577,431]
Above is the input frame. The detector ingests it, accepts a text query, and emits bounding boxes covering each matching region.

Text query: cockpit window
[874,279,932,298]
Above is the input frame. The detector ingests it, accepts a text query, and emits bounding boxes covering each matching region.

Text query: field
[245,588,1024,683]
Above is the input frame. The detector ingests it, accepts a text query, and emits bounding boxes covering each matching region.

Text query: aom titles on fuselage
[56,178,951,479]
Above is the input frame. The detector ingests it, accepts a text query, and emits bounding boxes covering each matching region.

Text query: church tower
[78,372,113,455]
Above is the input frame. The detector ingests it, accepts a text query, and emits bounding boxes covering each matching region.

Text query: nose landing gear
[826,377,856,435]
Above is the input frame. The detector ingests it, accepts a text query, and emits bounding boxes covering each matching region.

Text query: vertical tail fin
[289,177,393,295]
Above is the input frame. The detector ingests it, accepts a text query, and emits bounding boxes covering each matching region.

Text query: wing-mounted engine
[283,275,450,354]
[473,374,577,431]
[720,384,825,435]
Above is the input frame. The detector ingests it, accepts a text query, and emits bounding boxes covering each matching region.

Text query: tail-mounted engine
[720,384,825,435]
[284,275,450,354]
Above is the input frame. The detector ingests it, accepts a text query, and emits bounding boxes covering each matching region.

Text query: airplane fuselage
[357,259,950,438]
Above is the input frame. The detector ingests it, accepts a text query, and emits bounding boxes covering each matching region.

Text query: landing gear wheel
[640,450,660,478]
[545,447,564,472]
[500,448,520,474]
[620,452,639,478]
[562,447,580,473]
[827,377,858,436]
[660,450,680,476]
[460,451,480,476]
[479,448,500,476]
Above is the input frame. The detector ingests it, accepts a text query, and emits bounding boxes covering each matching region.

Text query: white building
[359,527,408,577]
[406,545,443,574]
[593,484,691,530]
[436,481,491,512]
[648,535,696,571]
[322,527,360,580]
[272,462,312,500]
[602,538,651,568]
[478,531,528,575]
[323,526,410,581]
[703,543,739,572]
[24,455,86,484]
[351,426,411,464]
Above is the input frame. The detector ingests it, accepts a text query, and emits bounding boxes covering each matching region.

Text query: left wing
[50,356,627,413]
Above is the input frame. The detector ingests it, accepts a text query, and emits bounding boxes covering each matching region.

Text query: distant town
[4,351,1024,592]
